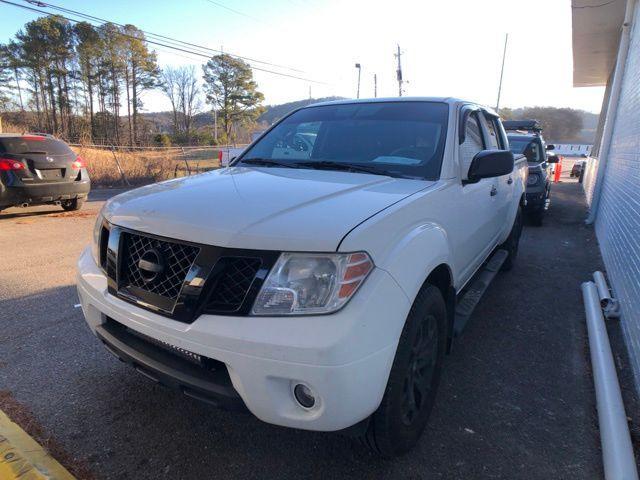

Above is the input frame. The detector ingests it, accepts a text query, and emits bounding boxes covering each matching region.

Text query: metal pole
[213,108,218,144]
[374,74,377,98]
[581,281,638,480]
[110,146,130,186]
[181,146,191,175]
[495,33,508,111]
[355,63,361,99]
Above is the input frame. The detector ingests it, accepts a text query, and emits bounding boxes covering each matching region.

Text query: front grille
[206,257,262,313]
[121,231,200,300]
[105,226,280,322]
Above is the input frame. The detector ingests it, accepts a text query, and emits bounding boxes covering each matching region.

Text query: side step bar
[453,249,508,336]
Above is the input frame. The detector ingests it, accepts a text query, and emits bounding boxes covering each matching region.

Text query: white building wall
[592,2,640,391]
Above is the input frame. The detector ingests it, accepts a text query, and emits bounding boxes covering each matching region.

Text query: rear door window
[0,137,74,156]
[481,114,502,150]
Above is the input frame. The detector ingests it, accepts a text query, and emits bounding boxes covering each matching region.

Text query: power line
[25,0,305,73]
[203,0,262,23]
[1,0,329,84]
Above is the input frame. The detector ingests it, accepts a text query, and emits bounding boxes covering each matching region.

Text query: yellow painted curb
[0,409,76,480]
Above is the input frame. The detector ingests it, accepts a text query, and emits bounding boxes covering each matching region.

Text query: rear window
[0,137,74,156]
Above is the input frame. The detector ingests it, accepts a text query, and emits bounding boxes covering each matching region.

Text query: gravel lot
[0,178,604,479]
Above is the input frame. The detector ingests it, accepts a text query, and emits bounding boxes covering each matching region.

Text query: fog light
[293,383,316,409]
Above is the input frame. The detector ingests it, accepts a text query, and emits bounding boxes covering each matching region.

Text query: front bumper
[0,177,90,208]
[76,247,410,431]
[525,184,548,211]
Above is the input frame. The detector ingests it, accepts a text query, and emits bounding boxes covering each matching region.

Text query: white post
[582,281,638,480]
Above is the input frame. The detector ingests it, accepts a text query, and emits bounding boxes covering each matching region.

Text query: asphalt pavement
[0,178,604,479]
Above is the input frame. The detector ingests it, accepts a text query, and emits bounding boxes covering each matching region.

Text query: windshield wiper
[18,151,47,155]
[297,161,389,177]
[240,158,302,169]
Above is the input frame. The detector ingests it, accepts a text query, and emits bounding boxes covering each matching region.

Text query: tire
[528,209,544,227]
[500,206,523,271]
[359,284,447,457]
[61,198,85,211]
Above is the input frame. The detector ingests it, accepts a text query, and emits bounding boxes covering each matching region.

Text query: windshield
[508,137,543,163]
[239,101,449,180]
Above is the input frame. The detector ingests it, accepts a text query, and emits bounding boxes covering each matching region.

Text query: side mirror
[546,144,555,150]
[547,154,559,164]
[467,150,514,182]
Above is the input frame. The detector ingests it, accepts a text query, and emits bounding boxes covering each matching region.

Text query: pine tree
[202,54,264,143]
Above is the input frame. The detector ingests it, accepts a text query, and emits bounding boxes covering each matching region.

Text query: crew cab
[77,98,527,456]
[0,134,90,214]
[504,120,558,225]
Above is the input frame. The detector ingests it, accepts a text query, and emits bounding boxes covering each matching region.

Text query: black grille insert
[106,226,280,322]
[121,231,200,301]
[206,257,262,313]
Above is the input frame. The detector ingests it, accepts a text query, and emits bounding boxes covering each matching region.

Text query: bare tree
[160,65,201,143]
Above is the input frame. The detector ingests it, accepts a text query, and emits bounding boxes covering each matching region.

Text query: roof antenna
[495,33,509,111]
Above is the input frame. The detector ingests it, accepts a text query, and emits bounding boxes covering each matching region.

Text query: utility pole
[309,85,312,99]
[355,63,361,98]
[395,45,404,97]
[374,74,377,98]
[213,108,218,143]
[495,33,509,112]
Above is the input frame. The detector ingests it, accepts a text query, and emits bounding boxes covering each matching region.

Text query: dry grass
[73,147,221,187]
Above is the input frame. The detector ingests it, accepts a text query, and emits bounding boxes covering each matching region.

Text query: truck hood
[103,166,431,251]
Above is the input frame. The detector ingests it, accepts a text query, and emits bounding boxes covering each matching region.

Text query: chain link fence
[69,144,247,187]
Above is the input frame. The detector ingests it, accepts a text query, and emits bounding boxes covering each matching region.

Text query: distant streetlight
[355,63,361,99]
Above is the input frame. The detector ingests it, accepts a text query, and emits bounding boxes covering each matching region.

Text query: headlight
[91,212,104,266]
[252,252,374,315]
[527,173,540,186]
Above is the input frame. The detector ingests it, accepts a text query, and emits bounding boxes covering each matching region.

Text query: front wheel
[527,209,544,227]
[359,284,446,457]
[61,198,85,211]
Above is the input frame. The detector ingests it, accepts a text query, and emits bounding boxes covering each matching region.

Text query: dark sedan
[0,134,90,214]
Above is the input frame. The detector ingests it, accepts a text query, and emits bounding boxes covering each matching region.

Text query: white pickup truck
[77,98,526,456]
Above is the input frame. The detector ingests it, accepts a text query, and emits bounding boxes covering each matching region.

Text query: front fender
[341,217,454,304]
[378,223,452,302]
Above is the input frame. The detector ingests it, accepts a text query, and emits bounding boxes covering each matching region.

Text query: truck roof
[306,96,498,116]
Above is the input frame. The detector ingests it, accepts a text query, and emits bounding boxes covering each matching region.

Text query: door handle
[507,177,513,185]
[490,186,497,196]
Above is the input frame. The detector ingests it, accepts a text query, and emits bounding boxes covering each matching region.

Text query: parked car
[571,159,586,177]
[77,98,527,456]
[0,134,90,214]
[504,120,558,226]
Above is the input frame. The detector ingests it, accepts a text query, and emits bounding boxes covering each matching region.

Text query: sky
[0,0,606,113]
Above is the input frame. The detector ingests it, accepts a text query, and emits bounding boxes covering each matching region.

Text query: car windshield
[508,137,543,163]
[238,101,449,180]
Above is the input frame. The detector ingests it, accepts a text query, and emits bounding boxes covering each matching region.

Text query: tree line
[0,15,264,146]
[499,106,587,143]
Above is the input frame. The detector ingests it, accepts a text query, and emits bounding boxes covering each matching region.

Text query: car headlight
[91,212,104,266]
[252,252,374,315]
[527,173,540,186]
